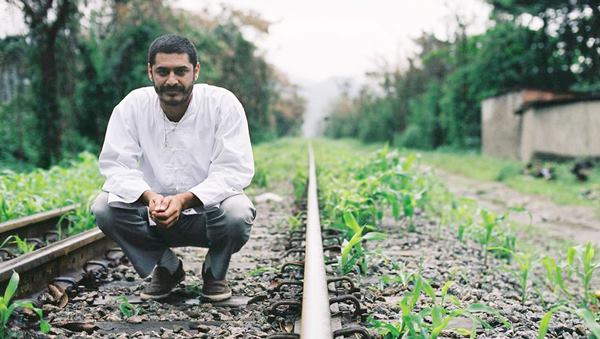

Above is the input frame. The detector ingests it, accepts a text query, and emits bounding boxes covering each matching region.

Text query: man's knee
[220,195,256,244]
[91,193,110,228]
[91,192,120,233]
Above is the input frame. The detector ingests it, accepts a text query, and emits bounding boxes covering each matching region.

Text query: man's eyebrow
[155,66,190,70]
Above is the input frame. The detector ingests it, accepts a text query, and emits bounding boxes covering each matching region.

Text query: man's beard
[154,83,193,107]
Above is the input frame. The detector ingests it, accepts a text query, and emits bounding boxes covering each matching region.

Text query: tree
[488,0,600,90]
[8,0,79,167]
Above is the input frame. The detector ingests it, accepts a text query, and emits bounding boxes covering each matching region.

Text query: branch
[31,0,54,25]
[49,0,73,37]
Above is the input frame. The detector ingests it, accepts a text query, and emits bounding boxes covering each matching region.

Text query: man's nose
[166,72,178,85]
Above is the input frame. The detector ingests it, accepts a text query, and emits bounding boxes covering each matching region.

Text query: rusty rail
[0,227,115,297]
[0,204,79,241]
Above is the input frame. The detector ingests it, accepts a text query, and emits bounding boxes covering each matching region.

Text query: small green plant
[116,296,140,318]
[62,201,98,237]
[568,242,599,307]
[479,209,505,267]
[537,304,600,339]
[184,282,201,295]
[379,263,416,289]
[368,275,511,338]
[11,236,36,255]
[491,247,535,305]
[339,212,386,274]
[0,271,50,338]
[247,266,277,277]
[286,214,304,231]
[541,255,571,298]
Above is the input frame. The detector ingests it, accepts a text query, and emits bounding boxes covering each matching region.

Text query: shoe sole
[200,291,232,302]
[140,291,171,300]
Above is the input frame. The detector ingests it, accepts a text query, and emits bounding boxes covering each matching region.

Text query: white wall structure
[482,90,600,162]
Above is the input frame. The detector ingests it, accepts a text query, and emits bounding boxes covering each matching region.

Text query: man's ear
[147,63,153,82]
[194,62,200,81]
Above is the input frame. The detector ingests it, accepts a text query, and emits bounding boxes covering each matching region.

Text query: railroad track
[8,145,371,338]
[266,144,370,338]
[0,204,79,260]
[0,204,121,298]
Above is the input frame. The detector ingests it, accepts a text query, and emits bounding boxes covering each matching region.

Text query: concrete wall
[481,92,523,160]
[520,101,600,161]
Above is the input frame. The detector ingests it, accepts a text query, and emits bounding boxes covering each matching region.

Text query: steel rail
[0,204,79,240]
[300,143,333,338]
[0,227,114,297]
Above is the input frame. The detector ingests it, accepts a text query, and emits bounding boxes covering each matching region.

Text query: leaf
[537,309,555,339]
[467,303,511,328]
[567,247,576,266]
[342,212,361,234]
[39,319,51,333]
[453,327,472,337]
[340,231,363,268]
[421,279,436,302]
[391,198,400,220]
[4,272,19,304]
[362,232,387,241]
[480,209,496,226]
[441,280,455,302]
[431,305,443,327]
[403,195,415,217]
[575,308,600,338]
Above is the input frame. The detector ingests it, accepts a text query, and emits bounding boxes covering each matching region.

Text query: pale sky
[175,0,493,84]
[1,0,492,83]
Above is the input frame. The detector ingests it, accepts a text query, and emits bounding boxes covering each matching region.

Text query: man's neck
[161,95,192,122]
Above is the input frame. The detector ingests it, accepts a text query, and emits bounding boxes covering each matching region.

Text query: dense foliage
[0,153,101,222]
[0,0,304,168]
[325,1,600,149]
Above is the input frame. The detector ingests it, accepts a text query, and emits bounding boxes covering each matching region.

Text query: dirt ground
[434,169,600,247]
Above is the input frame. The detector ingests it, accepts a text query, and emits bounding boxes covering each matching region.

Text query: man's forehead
[153,53,193,67]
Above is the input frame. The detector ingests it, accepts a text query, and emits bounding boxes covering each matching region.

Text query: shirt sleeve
[99,98,151,203]
[189,92,254,208]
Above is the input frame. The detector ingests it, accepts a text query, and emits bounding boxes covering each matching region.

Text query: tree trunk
[36,35,62,168]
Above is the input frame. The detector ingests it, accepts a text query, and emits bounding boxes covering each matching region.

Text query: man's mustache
[159,85,185,93]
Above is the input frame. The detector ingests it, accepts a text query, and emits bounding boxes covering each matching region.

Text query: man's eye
[156,70,169,76]
[175,69,188,76]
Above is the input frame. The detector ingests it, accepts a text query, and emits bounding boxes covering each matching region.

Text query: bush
[496,164,522,182]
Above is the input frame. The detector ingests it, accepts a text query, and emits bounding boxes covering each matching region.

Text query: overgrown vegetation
[325,1,600,150]
[0,153,102,222]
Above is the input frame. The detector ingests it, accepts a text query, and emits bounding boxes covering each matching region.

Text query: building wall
[481,92,523,160]
[520,101,600,161]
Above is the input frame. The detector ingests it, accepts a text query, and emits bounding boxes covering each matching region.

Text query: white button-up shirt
[99,84,254,209]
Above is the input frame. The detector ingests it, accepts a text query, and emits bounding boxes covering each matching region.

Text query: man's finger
[158,197,173,212]
[149,195,165,213]
[149,199,156,212]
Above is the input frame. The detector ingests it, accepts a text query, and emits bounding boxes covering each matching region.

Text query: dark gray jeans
[91,192,255,280]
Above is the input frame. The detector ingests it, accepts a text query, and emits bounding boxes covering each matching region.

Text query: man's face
[148,53,199,107]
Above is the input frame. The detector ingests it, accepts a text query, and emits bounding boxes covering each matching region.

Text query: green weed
[116,296,140,318]
[0,272,50,338]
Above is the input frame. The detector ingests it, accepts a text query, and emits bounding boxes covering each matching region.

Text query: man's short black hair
[147,34,198,66]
